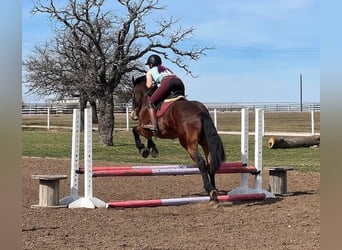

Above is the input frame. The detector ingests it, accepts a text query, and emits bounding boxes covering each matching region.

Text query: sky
[22,0,320,103]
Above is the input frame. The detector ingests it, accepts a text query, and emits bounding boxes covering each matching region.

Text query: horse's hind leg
[209,173,217,191]
[197,155,218,201]
[180,136,217,201]
[202,145,218,191]
[197,141,218,193]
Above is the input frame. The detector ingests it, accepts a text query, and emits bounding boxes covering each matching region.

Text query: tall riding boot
[143,107,157,132]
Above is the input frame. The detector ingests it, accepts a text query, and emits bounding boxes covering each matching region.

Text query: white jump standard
[228,108,274,197]
[60,109,106,208]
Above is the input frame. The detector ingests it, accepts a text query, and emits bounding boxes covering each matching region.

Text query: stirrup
[142,124,157,131]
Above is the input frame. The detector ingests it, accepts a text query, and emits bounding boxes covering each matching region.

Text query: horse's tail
[199,111,226,174]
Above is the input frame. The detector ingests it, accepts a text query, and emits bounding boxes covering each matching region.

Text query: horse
[130,75,226,201]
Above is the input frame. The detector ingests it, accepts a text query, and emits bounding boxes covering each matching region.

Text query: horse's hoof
[140,148,150,158]
[209,190,218,202]
[150,148,159,158]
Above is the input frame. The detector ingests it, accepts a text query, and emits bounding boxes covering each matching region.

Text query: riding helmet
[145,54,162,67]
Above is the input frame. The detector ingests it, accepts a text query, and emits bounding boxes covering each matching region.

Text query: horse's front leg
[147,138,159,158]
[132,126,150,158]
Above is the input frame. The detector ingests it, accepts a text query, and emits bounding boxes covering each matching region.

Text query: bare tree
[24,31,100,126]
[24,0,211,145]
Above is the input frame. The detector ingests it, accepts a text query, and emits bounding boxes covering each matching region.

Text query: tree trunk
[79,97,87,131]
[97,90,114,146]
[268,135,320,149]
[90,100,98,124]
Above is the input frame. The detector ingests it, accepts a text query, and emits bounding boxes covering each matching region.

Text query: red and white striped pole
[91,165,258,177]
[107,193,266,208]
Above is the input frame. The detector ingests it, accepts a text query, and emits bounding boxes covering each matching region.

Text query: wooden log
[268,135,320,149]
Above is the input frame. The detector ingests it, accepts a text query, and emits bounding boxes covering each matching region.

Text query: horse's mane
[133,75,146,87]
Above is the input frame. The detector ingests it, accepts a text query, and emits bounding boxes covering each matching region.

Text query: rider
[143,54,185,132]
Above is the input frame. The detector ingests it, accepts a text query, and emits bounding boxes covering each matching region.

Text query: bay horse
[130,75,226,201]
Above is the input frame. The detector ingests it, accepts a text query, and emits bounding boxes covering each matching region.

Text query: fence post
[311,110,315,135]
[47,107,50,130]
[126,104,129,131]
[214,108,217,129]
[261,109,264,136]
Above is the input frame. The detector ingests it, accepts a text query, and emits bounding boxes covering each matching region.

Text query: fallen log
[268,135,320,149]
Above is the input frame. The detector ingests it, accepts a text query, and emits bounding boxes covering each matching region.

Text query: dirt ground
[22,157,320,250]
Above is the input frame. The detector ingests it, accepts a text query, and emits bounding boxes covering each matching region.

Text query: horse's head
[130,75,148,120]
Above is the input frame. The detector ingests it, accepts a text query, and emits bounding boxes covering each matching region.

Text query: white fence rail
[22,102,320,136]
[22,102,320,115]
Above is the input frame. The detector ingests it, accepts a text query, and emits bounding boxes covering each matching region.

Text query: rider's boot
[143,103,158,134]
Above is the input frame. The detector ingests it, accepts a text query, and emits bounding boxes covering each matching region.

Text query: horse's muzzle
[130,110,139,120]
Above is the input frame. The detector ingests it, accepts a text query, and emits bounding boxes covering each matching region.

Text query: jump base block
[268,167,293,195]
[31,175,68,208]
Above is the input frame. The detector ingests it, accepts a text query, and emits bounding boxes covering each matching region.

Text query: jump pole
[107,193,266,208]
[90,165,258,177]
[84,161,246,172]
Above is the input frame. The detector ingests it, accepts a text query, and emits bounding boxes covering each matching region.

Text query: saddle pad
[156,96,185,117]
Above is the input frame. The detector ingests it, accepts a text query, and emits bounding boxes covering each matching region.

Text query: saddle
[156,95,186,117]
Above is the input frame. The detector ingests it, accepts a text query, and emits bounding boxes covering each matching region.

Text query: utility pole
[300,74,303,112]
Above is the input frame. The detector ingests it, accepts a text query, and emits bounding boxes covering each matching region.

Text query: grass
[22,129,320,172]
